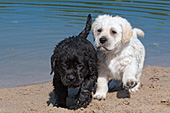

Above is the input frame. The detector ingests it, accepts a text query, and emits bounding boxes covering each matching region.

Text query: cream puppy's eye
[111,30,116,34]
[97,29,102,33]
[110,29,117,36]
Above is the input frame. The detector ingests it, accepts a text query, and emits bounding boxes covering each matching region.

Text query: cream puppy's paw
[123,78,138,89]
[93,92,107,100]
[128,86,139,92]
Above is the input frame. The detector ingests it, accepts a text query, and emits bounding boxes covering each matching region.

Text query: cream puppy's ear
[92,16,100,37]
[118,17,133,44]
[92,21,96,36]
[92,15,104,36]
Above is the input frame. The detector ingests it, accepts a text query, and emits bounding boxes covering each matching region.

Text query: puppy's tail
[77,14,92,39]
[133,28,144,37]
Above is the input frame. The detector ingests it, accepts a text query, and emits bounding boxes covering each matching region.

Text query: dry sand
[0,66,170,113]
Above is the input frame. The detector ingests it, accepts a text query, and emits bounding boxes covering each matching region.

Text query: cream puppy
[92,15,145,100]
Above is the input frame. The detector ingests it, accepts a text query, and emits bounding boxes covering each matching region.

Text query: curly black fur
[50,14,98,109]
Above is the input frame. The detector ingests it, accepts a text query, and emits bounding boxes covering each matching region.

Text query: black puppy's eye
[112,30,116,34]
[77,64,84,69]
[97,29,102,33]
[60,63,67,69]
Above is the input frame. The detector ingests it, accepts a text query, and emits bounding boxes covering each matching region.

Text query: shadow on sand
[46,80,130,107]
[46,88,79,107]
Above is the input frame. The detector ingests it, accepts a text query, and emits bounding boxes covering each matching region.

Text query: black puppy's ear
[50,54,56,75]
[88,59,97,76]
[77,14,92,39]
[50,48,60,75]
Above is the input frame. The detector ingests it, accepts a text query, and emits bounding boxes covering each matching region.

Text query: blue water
[0,0,170,88]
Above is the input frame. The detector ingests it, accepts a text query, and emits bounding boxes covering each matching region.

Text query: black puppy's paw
[68,105,79,110]
[75,91,92,108]
[54,102,67,108]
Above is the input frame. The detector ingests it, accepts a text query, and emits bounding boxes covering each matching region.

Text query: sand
[0,66,170,113]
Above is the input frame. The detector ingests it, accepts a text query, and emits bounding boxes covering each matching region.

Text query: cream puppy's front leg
[93,73,109,100]
[122,63,139,92]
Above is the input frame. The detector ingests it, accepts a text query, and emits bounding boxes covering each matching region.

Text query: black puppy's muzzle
[61,70,84,87]
[65,73,78,84]
[67,74,76,82]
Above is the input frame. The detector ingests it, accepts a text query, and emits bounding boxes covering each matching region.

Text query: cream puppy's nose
[99,36,107,44]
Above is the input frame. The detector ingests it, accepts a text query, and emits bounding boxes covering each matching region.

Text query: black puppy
[50,14,98,109]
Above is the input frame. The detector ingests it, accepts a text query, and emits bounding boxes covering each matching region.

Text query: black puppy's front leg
[76,74,97,108]
[53,77,68,108]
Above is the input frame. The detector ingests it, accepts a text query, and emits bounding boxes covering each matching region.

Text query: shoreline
[0,65,170,112]
[1,64,170,89]
[0,81,51,90]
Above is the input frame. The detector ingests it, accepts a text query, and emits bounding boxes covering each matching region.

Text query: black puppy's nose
[68,75,75,81]
[100,36,107,44]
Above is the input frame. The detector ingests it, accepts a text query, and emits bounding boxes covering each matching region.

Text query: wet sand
[0,66,170,113]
